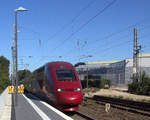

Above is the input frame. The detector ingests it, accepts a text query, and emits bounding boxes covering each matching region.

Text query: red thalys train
[24,61,83,111]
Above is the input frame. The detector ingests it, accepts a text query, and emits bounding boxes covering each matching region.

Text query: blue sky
[0,0,150,71]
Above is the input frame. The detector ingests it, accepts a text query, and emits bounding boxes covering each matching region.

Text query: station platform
[0,90,73,120]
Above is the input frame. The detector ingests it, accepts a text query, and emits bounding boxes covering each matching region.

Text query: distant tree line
[0,56,10,94]
[18,69,31,84]
[128,72,150,95]
[74,62,85,67]
[0,56,32,94]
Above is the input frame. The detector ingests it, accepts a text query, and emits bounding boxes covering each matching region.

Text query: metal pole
[86,63,88,93]
[133,28,138,82]
[12,24,15,86]
[15,11,18,106]
[135,28,139,81]
[138,46,142,81]
[11,46,13,85]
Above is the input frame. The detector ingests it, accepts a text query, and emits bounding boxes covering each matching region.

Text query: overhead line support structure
[133,28,141,82]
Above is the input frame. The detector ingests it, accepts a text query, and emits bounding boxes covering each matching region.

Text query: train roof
[46,61,72,65]
[46,61,73,67]
[33,61,73,73]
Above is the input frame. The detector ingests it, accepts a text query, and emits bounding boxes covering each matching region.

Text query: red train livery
[24,61,83,111]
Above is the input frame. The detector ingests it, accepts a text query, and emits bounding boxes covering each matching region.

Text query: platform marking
[22,94,51,120]
[40,100,74,120]
[28,94,74,120]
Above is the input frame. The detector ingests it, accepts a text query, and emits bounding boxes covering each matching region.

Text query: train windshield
[56,70,76,81]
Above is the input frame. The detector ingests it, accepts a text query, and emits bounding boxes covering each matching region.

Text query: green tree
[18,69,31,84]
[0,56,10,93]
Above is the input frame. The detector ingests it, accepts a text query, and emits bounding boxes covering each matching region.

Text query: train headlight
[57,88,65,92]
[74,88,80,92]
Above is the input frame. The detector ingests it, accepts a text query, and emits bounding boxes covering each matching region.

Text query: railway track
[86,95,150,117]
[66,111,95,120]
[74,111,95,120]
[69,95,150,120]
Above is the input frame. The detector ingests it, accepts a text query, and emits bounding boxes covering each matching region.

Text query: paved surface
[11,93,73,120]
[0,93,11,120]
[0,88,9,118]
[11,94,42,120]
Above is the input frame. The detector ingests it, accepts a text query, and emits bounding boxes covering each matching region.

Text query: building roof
[88,60,121,64]
[87,53,150,65]
[138,53,150,57]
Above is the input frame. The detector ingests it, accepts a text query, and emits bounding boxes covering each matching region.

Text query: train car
[24,61,83,111]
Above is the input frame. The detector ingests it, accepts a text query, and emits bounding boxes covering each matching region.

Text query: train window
[56,70,76,81]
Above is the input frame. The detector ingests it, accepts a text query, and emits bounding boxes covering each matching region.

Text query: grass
[118,95,124,99]
[141,99,150,103]
[83,99,95,106]
[126,97,133,101]
[108,95,112,97]
[93,88,99,93]
[142,99,147,102]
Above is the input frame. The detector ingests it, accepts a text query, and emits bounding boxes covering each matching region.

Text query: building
[76,53,150,85]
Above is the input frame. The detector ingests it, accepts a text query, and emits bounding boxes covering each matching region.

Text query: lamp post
[14,6,28,106]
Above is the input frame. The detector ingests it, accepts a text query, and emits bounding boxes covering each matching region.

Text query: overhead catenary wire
[50,0,117,54]
[28,55,71,71]
[20,21,150,71]
[18,26,41,42]
[90,31,150,56]
[64,23,150,57]
[67,17,150,58]
[28,0,117,70]
[47,0,97,42]
[22,0,96,70]
[16,26,48,71]
[87,17,150,46]
[87,24,150,54]
[17,1,150,70]
[37,30,150,67]
[66,31,150,62]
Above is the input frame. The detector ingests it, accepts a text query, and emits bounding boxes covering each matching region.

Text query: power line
[50,0,117,54]
[18,26,40,35]
[18,26,42,47]
[47,0,97,42]
[28,55,69,71]
[86,17,150,47]
[91,31,150,56]
[88,24,150,53]
[64,18,150,58]
[66,31,150,63]
[65,23,150,57]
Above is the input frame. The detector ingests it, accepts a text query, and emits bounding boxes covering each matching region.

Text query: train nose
[58,93,83,105]
[68,96,82,103]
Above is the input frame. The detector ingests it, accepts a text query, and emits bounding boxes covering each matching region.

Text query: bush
[0,56,10,94]
[128,72,150,95]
